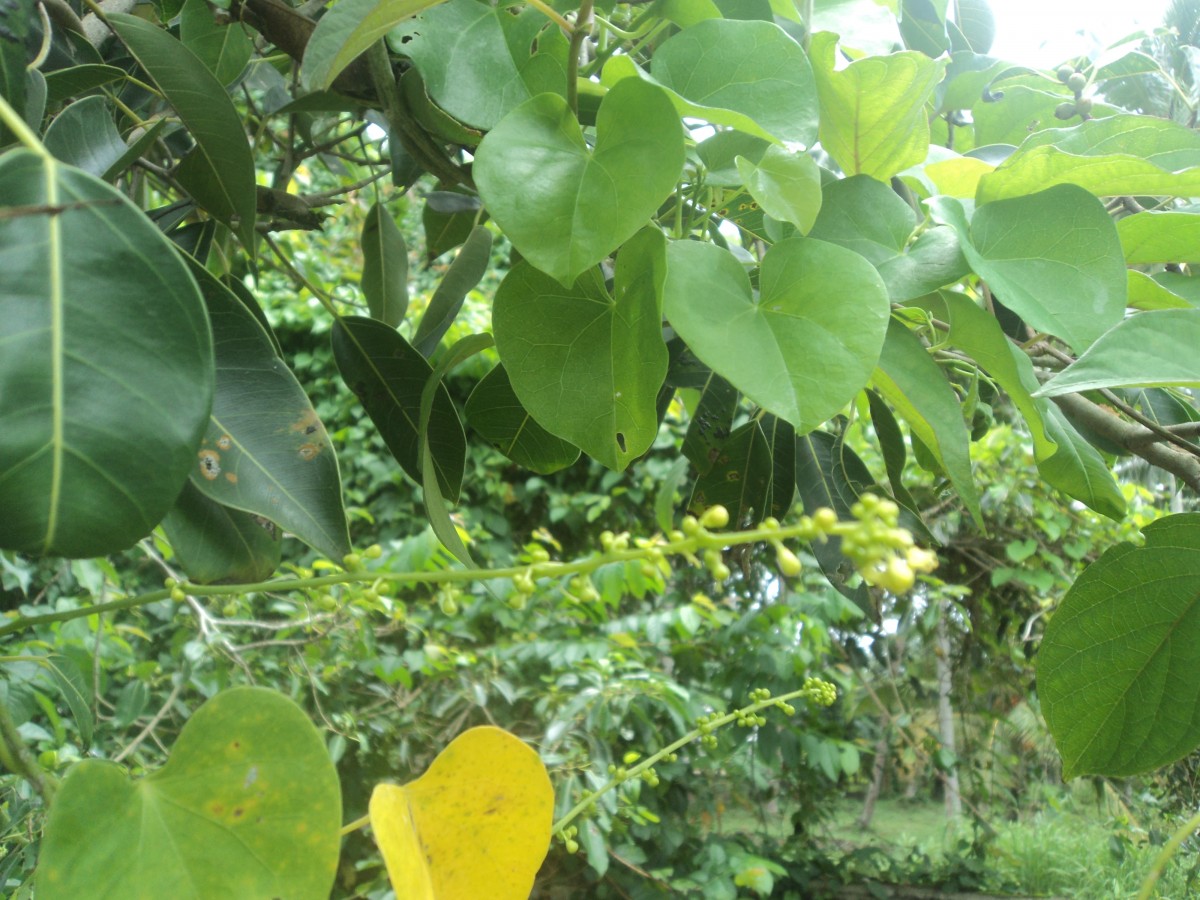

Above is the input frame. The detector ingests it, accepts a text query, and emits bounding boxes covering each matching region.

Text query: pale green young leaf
[1117,210,1200,264]
[735,147,822,232]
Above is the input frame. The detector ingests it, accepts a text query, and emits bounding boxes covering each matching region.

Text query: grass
[815,792,1200,898]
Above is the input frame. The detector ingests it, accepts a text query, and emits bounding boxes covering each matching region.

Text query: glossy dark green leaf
[161,481,282,584]
[422,190,478,262]
[682,373,738,475]
[42,97,128,178]
[664,237,890,433]
[413,224,492,357]
[180,0,253,85]
[389,0,567,129]
[303,0,449,91]
[464,364,580,475]
[361,202,409,327]
[810,32,946,180]
[1039,514,1200,778]
[110,13,256,244]
[1036,310,1200,397]
[331,316,465,500]
[689,420,772,525]
[872,320,982,526]
[931,186,1126,353]
[474,79,684,286]
[493,228,669,470]
[36,688,341,899]
[0,0,31,148]
[763,414,796,520]
[794,430,872,611]
[0,151,212,558]
[43,65,126,105]
[866,390,919,514]
[184,261,350,562]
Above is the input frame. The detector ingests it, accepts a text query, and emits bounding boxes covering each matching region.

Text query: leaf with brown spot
[370,726,554,899]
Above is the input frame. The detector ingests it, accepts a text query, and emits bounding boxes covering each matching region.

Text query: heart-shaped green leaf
[493,228,669,470]
[663,238,889,433]
[1039,514,1200,777]
[0,151,213,558]
[474,78,684,285]
[736,146,822,233]
[36,687,341,899]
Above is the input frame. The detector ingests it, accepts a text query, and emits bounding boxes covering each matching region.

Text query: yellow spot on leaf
[369,726,553,900]
[198,450,221,480]
[225,472,238,484]
[298,442,321,460]
[217,434,232,450]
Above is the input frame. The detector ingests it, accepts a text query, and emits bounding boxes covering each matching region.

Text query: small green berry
[342,552,362,570]
[775,544,802,577]
[364,544,383,559]
[565,839,580,854]
[1067,72,1087,92]
[1056,64,1074,82]
[699,505,730,530]
[813,507,838,532]
[1054,101,1077,120]
[170,587,186,602]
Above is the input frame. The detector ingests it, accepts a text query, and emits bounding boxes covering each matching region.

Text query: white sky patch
[990,0,1173,68]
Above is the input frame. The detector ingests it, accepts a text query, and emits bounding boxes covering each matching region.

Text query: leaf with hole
[474,79,684,286]
[184,260,350,562]
[370,726,553,900]
[493,228,669,470]
[664,237,889,433]
[36,687,341,899]
[0,151,213,558]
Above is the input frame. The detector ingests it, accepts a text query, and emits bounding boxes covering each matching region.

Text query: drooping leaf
[41,97,129,179]
[872,320,982,526]
[184,260,351,562]
[682,372,739,475]
[493,228,669,470]
[1117,210,1200,264]
[43,64,126,105]
[161,480,282,584]
[0,151,213,558]
[413,224,492,356]
[1037,401,1126,521]
[464,364,580,474]
[180,0,254,86]
[977,114,1200,203]
[810,31,947,180]
[473,79,684,286]
[794,430,872,611]
[1036,310,1200,397]
[109,14,256,244]
[361,202,409,327]
[931,186,1127,353]
[663,237,890,433]
[332,316,466,500]
[36,687,341,900]
[370,726,554,900]
[1039,514,1200,778]
[735,146,822,232]
[302,0,450,91]
[1127,270,1195,311]
[388,0,567,129]
[689,420,773,524]
[642,19,819,145]
[865,389,921,515]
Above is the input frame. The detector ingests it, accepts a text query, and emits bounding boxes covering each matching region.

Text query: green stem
[799,0,813,52]
[551,686,816,834]
[1137,808,1200,900]
[0,518,859,640]
[340,812,371,836]
[524,0,573,33]
[565,0,594,116]
[0,94,49,158]
[0,695,56,802]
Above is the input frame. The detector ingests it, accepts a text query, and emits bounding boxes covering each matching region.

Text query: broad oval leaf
[303,0,450,91]
[464,364,581,474]
[736,146,822,232]
[109,13,256,244]
[361,201,409,327]
[36,687,341,899]
[663,238,890,433]
[474,78,685,286]
[1039,514,1200,778]
[931,185,1127,353]
[42,96,128,178]
[0,151,213,558]
[1117,210,1200,265]
[1035,310,1200,397]
[185,261,351,562]
[493,228,669,471]
[370,726,554,900]
[331,316,466,500]
[647,19,819,146]
[810,31,947,180]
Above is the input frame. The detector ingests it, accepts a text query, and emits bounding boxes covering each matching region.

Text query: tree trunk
[857,729,889,829]
[935,603,962,819]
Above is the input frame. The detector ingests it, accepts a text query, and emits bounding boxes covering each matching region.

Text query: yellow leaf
[370,726,554,899]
